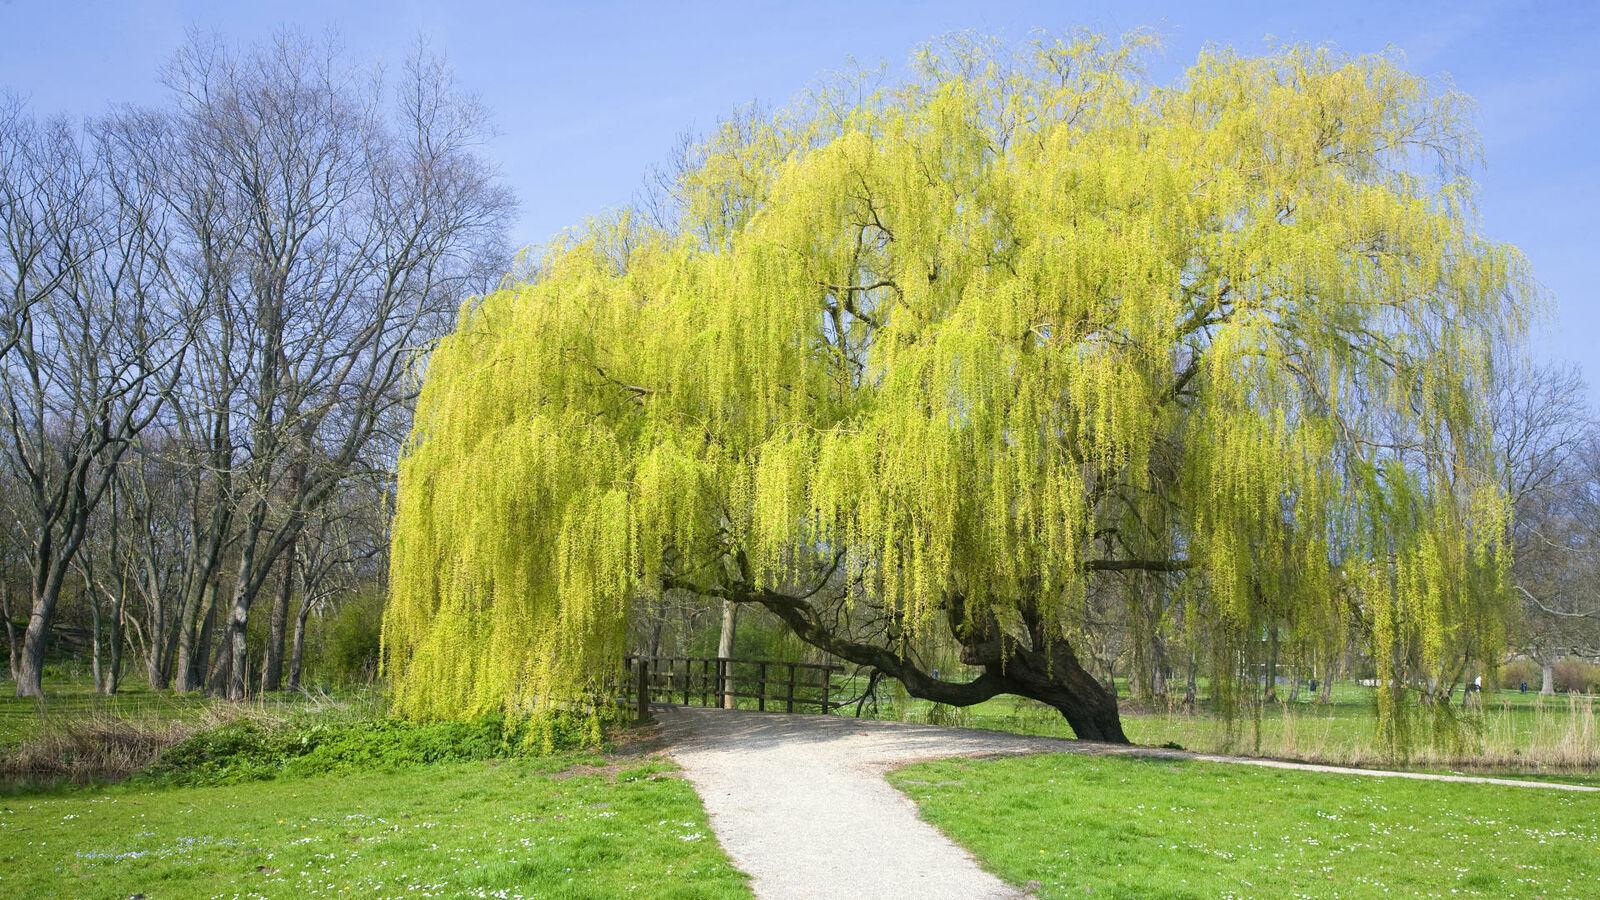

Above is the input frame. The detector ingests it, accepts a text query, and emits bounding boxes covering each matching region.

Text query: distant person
[1520,681,1529,693]
[1473,675,1482,693]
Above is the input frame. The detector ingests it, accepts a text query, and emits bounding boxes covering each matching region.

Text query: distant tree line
[0,31,512,699]
[1494,359,1600,691]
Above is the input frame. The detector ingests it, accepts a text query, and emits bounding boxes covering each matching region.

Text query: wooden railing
[623,655,842,722]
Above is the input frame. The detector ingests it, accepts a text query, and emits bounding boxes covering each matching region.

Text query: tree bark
[177,576,218,692]
[1182,650,1198,712]
[287,592,316,692]
[260,545,296,692]
[673,570,1130,743]
[1150,629,1169,701]
[1264,625,1281,702]
[717,600,738,709]
[16,555,76,698]
[1541,661,1555,695]
[86,576,103,692]
[2,584,17,683]
[1318,654,1335,704]
[105,589,124,695]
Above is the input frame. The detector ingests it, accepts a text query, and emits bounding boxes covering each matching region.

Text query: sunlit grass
[0,755,750,899]
[890,752,1600,899]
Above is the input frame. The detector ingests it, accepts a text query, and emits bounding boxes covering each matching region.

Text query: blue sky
[3,1,1596,387]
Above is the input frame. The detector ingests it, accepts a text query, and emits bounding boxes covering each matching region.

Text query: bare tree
[1492,358,1600,690]
[1,31,511,699]
[130,34,512,698]
[0,99,191,697]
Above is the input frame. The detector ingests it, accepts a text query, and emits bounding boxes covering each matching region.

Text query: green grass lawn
[890,753,1600,899]
[0,753,750,899]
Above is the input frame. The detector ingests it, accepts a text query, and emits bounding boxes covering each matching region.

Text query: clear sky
[3,0,1596,388]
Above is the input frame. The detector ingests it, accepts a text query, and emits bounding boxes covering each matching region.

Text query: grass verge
[889,752,1599,899]
[0,753,751,899]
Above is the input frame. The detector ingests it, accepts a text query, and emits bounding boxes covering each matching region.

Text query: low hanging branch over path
[664,553,1193,744]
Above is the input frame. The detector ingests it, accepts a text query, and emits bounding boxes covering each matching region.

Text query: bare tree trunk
[286,593,316,692]
[17,556,78,698]
[1264,625,1280,702]
[172,581,205,692]
[194,580,221,690]
[1150,629,1169,700]
[1130,604,1151,702]
[2,584,17,684]
[177,576,217,692]
[89,583,104,692]
[1182,650,1198,712]
[223,507,270,701]
[717,599,737,708]
[105,578,126,694]
[1541,661,1556,695]
[260,544,296,692]
[138,546,168,689]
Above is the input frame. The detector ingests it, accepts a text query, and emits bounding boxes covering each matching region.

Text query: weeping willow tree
[383,33,1529,744]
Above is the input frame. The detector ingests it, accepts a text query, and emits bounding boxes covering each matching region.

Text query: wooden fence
[623,655,842,722]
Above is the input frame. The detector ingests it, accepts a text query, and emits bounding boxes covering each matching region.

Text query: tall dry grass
[0,692,363,788]
[1135,692,1598,774]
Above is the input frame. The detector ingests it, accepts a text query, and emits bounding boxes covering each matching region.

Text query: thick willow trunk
[723,577,1130,744]
[947,598,1128,743]
[967,638,1128,743]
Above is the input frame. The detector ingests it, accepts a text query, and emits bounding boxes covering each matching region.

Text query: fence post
[636,657,653,724]
[786,663,797,713]
[820,665,832,714]
[717,657,728,709]
[758,661,767,711]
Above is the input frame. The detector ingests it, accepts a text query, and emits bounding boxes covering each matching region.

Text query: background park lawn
[832,675,1600,782]
[890,753,1600,899]
[0,753,750,899]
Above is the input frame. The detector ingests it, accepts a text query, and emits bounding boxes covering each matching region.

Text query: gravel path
[658,706,1597,900]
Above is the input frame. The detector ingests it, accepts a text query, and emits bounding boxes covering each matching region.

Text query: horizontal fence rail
[623,655,843,720]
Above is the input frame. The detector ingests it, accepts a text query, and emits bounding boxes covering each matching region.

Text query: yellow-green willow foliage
[384,33,1529,731]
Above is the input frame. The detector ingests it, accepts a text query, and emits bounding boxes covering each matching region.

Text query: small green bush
[320,589,385,685]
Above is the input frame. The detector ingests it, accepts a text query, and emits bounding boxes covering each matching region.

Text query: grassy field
[0,753,750,899]
[1,674,752,897]
[846,677,1600,777]
[889,753,1600,899]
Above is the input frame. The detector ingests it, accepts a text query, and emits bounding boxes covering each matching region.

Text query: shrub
[1553,659,1600,695]
[141,704,625,787]
[1498,658,1538,691]
[318,589,385,686]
